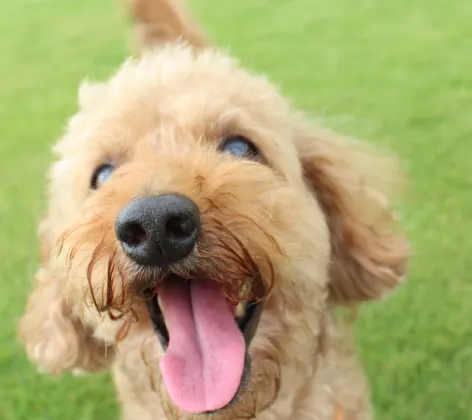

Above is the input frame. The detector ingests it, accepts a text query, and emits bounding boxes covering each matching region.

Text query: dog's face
[19,45,409,418]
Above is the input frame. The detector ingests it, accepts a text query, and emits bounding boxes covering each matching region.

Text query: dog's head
[19,45,409,417]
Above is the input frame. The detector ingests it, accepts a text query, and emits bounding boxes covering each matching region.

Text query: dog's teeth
[235,302,245,317]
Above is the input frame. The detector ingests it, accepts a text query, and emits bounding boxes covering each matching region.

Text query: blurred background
[1,0,471,419]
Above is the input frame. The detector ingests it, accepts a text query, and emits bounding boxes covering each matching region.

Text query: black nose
[115,194,200,267]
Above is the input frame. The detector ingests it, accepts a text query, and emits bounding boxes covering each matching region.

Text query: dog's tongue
[157,280,245,414]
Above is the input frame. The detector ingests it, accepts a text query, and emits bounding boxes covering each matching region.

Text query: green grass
[1,0,471,418]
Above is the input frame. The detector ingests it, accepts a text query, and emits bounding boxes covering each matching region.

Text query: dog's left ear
[18,215,113,375]
[293,118,410,302]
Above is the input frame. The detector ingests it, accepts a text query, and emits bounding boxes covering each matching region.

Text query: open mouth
[146,274,263,414]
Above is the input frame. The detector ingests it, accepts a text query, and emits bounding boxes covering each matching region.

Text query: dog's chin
[145,274,263,415]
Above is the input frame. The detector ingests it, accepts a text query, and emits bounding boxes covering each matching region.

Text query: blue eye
[91,164,115,189]
[220,136,259,160]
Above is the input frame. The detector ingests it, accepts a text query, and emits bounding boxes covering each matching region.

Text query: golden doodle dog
[19,1,410,419]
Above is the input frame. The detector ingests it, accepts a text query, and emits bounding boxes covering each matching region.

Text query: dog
[18,1,410,419]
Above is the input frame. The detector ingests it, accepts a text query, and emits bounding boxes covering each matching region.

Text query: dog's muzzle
[115,193,263,415]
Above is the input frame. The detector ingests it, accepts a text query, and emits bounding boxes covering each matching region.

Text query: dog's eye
[220,136,259,160]
[91,164,115,189]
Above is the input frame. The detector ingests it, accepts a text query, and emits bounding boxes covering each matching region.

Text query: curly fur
[18,2,410,419]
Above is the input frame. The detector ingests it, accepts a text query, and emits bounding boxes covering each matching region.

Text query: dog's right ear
[18,216,112,375]
[126,0,210,51]
[293,118,410,303]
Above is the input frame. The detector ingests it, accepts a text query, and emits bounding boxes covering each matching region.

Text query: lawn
[1,0,471,419]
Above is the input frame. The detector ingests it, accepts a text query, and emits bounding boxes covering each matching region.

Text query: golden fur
[18,1,410,419]
[127,0,208,49]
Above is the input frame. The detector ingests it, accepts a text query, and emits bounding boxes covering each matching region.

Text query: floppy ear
[126,0,210,51]
[18,217,113,375]
[294,120,410,302]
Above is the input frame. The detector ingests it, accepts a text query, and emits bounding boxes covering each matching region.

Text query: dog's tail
[126,0,209,50]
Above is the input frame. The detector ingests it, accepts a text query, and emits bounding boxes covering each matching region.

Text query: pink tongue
[157,280,245,414]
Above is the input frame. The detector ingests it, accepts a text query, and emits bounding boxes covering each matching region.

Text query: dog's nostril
[116,194,200,267]
[166,216,195,239]
[120,222,146,247]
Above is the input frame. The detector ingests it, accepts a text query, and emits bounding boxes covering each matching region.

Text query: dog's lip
[147,292,170,349]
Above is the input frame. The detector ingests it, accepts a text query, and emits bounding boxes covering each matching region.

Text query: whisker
[106,248,118,309]
[86,236,107,313]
